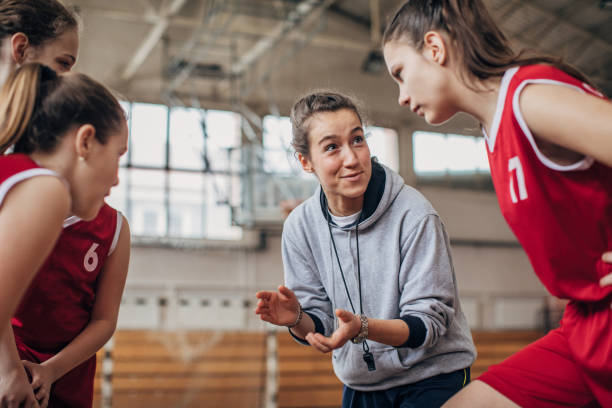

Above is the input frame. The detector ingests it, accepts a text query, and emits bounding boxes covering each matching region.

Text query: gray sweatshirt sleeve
[398,214,457,349]
[282,224,335,337]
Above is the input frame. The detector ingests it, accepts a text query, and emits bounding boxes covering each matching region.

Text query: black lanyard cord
[354,225,370,355]
[355,225,363,316]
[327,219,358,314]
[326,211,371,356]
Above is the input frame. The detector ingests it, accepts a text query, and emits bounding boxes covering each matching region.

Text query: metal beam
[120,0,188,82]
[240,16,326,99]
[85,6,197,26]
[492,0,612,83]
[510,0,612,54]
[369,0,381,44]
[135,0,156,16]
[519,0,588,40]
[495,0,522,21]
[328,4,370,28]
[166,0,216,72]
[164,6,236,95]
[230,0,338,76]
[236,103,263,131]
[84,6,369,52]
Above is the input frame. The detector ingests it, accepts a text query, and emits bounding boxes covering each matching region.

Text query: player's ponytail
[383,0,597,89]
[0,63,125,155]
[0,63,57,154]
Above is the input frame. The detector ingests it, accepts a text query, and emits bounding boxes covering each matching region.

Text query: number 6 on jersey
[84,243,100,272]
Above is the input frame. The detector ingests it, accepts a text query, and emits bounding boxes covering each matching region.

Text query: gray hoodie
[282,160,476,391]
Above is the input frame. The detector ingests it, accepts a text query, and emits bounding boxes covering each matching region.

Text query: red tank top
[0,154,61,206]
[484,64,612,302]
[12,203,122,352]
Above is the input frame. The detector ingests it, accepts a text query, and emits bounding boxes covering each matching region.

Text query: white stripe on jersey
[0,168,62,207]
[109,211,123,255]
[63,215,81,228]
[483,66,518,153]
[511,79,594,172]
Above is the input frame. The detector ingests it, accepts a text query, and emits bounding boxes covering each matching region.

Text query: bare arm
[36,217,130,385]
[306,310,410,353]
[256,288,410,352]
[521,85,612,301]
[0,177,69,337]
[367,317,410,346]
[519,83,612,167]
[0,324,39,408]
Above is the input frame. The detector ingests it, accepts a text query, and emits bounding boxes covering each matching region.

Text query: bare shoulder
[116,214,131,249]
[104,213,131,267]
[2,175,70,219]
[519,83,603,126]
[518,83,612,164]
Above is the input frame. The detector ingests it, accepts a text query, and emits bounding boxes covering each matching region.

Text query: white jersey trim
[63,215,81,228]
[0,168,62,208]
[512,79,594,172]
[483,66,518,153]
[109,211,123,255]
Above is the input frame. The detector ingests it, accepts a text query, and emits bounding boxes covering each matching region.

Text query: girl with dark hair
[0,0,78,82]
[256,91,475,408]
[0,63,128,408]
[0,3,131,407]
[382,1,612,406]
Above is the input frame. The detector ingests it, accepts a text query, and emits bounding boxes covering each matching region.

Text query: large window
[262,115,303,175]
[205,110,242,172]
[109,107,403,239]
[108,102,242,240]
[130,103,168,167]
[168,108,241,172]
[366,126,399,172]
[169,107,205,171]
[412,131,491,189]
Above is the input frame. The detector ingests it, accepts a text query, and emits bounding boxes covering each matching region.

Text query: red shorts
[479,299,612,408]
[17,342,96,408]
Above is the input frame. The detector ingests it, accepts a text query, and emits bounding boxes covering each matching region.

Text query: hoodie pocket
[332,342,407,386]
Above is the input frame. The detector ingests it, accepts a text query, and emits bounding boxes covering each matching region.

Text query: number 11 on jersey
[509,156,528,203]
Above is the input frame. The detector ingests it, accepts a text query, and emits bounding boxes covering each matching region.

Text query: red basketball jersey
[12,203,122,407]
[484,64,612,302]
[0,154,62,206]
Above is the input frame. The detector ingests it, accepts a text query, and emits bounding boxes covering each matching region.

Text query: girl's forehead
[46,29,79,53]
[309,110,361,131]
